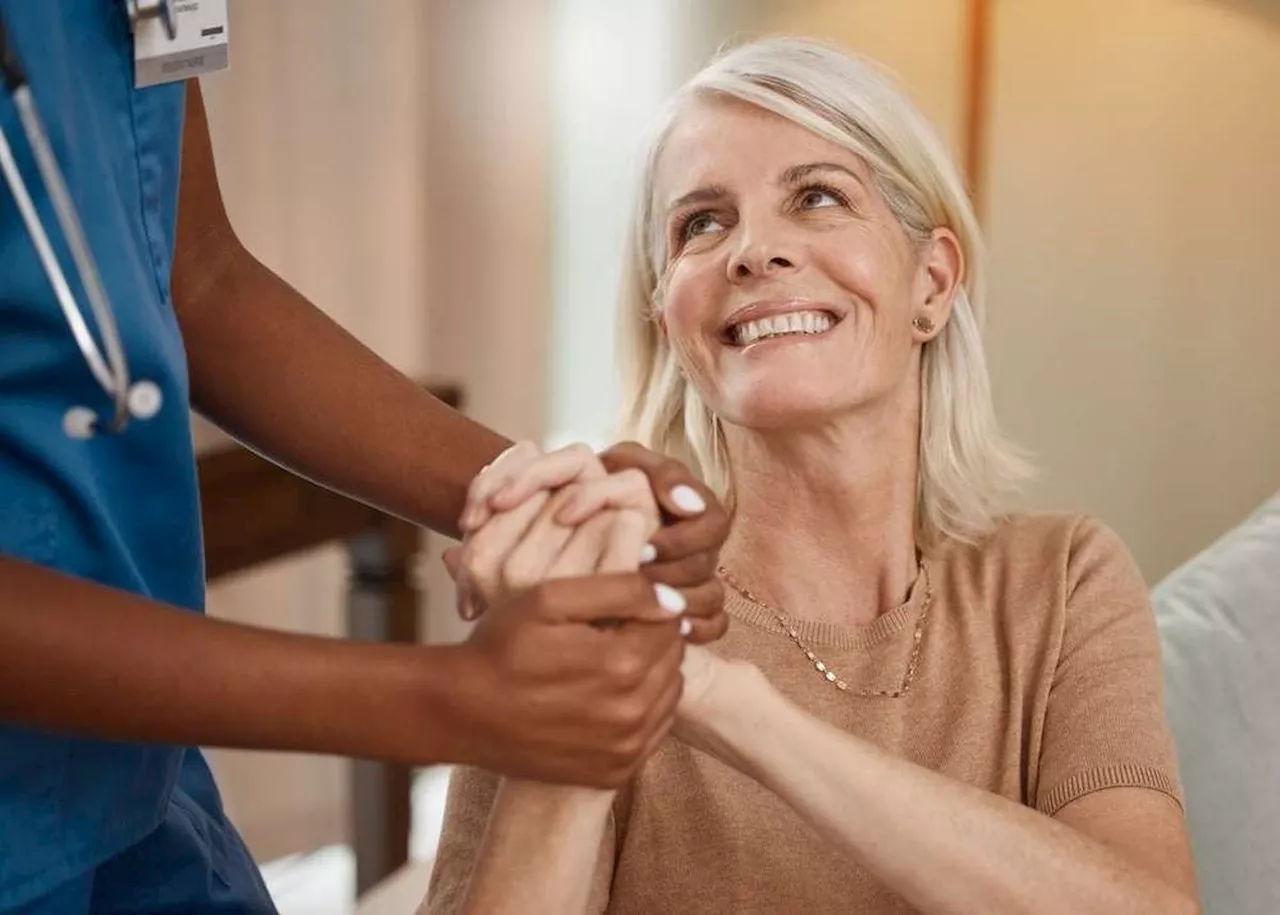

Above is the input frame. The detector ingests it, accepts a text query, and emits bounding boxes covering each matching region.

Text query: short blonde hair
[617,36,1031,546]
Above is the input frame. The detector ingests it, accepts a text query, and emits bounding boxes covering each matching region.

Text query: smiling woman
[620,44,1029,546]
[422,37,1201,915]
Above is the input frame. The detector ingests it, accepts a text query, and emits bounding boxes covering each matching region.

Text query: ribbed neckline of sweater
[722,561,931,650]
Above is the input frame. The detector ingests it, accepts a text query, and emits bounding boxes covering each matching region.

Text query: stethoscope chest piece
[63,381,164,440]
[1,9,167,441]
[128,379,163,420]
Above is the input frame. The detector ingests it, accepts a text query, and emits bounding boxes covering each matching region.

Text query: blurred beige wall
[983,0,1280,579]
[421,0,551,452]
[753,0,969,156]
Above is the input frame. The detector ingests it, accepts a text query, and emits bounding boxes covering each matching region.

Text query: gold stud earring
[912,316,935,334]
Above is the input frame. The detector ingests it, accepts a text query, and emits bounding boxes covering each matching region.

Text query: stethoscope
[0,1,177,440]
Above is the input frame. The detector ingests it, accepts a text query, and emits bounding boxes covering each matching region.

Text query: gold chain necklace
[717,564,932,697]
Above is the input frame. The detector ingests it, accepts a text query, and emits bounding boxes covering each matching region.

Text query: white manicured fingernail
[480,442,521,476]
[680,618,693,638]
[640,543,658,564]
[654,583,686,614]
[670,484,706,514]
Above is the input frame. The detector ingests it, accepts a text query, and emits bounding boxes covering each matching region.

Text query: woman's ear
[912,227,963,340]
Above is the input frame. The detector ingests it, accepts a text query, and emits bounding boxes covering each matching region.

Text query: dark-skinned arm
[0,552,691,787]
[172,82,506,538]
[0,556,456,764]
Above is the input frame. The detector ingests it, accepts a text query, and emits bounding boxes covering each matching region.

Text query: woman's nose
[727,220,800,283]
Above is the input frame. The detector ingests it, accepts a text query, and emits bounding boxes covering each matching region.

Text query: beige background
[983,0,1280,578]
[193,0,1279,866]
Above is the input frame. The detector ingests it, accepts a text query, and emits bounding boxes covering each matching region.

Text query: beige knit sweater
[424,513,1184,914]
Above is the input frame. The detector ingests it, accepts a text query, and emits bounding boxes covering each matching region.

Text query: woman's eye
[798,187,845,210]
[682,213,723,240]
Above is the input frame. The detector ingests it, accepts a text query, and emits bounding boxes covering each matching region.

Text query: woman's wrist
[503,779,616,808]
[691,672,881,820]
[495,779,616,835]
[678,659,785,779]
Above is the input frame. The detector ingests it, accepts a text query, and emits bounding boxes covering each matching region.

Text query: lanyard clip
[126,0,177,42]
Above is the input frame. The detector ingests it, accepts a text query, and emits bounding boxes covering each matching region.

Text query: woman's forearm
[708,682,1197,915]
[462,781,613,915]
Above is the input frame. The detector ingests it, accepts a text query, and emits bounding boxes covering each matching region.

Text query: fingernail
[670,484,706,514]
[654,583,686,614]
[680,618,693,638]
[640,543,658,564]
[482,442,519,474]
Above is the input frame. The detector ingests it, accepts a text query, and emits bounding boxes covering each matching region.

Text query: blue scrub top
[0,1,205,906]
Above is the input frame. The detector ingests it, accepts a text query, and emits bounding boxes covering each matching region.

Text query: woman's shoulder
[949,511,1134,568]
[926,513,1153,674]
[933,511,1146,607]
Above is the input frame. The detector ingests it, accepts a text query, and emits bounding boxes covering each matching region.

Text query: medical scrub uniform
[0,2,273,911]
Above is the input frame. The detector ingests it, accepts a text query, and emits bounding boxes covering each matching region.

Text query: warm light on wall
[546,0,686,450]
[964,0,992,211]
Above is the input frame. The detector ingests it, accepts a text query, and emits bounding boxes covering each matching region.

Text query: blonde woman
[424,37,1199,915]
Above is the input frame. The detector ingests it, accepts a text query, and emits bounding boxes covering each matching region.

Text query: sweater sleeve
[418,766,616,914]
[1034,517,1185,816]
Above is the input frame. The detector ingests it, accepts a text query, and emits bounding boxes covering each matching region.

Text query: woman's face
[654,96,959,431]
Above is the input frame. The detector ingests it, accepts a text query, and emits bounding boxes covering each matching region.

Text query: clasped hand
[444,442,731,787]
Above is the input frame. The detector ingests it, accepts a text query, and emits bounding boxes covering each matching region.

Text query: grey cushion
[1152,491,1280,914]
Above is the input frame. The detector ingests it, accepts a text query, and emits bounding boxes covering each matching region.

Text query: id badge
[133,0,230,89]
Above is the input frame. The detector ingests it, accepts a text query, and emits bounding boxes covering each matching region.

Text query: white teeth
[731,310,835,345]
